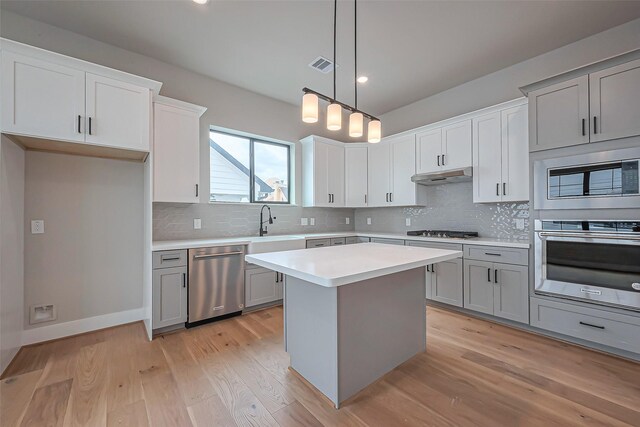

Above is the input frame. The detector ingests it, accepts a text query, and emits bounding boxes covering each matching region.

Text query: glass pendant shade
[327,103,342,131]
[349,112,364,137]
[302,93,319,123]
[368,119,381,143]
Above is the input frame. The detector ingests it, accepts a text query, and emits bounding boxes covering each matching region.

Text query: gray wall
[153,203,354,241]
[0,137,25,371]
[23,151,144,329]
[355,182,529,240]
[381,18,640,136]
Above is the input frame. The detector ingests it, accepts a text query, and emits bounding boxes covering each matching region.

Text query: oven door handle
[538,232,640,241]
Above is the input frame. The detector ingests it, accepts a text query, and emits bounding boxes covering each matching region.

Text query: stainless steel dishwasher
[187,245,245,326]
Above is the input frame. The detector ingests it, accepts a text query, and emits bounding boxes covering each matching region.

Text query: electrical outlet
[367,217,372,225]
[310,218,315,226]
[194,218,202,229]
[30,304,56,324]
[405,218,411,227]
[515,218,525,230]
[31,220,44,234]
[346,217,350,225]
[301,218,308,226]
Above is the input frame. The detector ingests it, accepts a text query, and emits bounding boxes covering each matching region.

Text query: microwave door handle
[538,232,640,241]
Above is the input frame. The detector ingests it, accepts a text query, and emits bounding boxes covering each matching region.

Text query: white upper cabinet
[416,120,471,173]
[153,96,206,203]
[85,73,151,151]
[1,51,85,143]
[0,39,161,159]
[528,76,589,152]
[473,102,529,203]
[589,58,640,143]
[301,136,345,207]
[367,143,391,207]
[345,146,368,207]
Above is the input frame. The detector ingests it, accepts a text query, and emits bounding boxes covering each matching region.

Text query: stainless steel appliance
[534,146,640,209]
[411,167,472,186]
[187,245,245,326]
[534,220,640,311]
[407,230,479,239]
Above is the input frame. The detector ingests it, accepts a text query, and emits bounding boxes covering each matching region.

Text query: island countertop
[245,242,462,287]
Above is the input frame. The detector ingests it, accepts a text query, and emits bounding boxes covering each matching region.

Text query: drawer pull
[484,252,502,256]
[579,321,605,330]
[161,256,180,262]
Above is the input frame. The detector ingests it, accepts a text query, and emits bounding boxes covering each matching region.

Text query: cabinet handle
[275,272,279,283]
[484,252,502,257]
[487,268,491,282]
[503,183,506,196]
[579,321,604,330]
[88,117,92,135]
[426,265,430,272]
[593,116,597,134]
[365,194,367,204]
[431,264,435,273]
[496,183,500,196]
[389,192,393,202]
[280,273,284,282]
[494,269,498,284]
[437,155,441,166]
[442,154,445,165]
[77,115,82,133]
[182,273,186,288]
[161,256,180,262]
[328,194,331,203]
[385,193,388,202]
[195,184,199,197]
[582,118,586,136]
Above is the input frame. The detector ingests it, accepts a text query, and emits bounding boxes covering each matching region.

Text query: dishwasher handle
[193,251,244,260]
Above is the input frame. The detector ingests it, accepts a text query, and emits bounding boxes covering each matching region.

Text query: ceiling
[3,1,640,115]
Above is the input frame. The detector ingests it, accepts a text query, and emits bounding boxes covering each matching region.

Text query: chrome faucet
[259,205,276,236]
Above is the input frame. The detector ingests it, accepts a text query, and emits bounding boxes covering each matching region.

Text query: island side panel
[337,267,427,404]
[285,276,339,405]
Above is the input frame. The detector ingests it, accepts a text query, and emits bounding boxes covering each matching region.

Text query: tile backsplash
[153,203,355,241]
[354,182,530,240]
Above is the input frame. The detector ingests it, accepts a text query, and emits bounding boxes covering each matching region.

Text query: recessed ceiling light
[357,76,368,84]
[193,0,209,4]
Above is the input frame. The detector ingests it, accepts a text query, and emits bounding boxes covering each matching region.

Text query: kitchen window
[209,129,290,203]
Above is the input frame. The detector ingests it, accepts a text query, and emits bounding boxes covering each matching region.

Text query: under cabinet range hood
[411,167,473,186]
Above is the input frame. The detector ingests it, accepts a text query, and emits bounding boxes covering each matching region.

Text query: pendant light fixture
[301,0,381,142]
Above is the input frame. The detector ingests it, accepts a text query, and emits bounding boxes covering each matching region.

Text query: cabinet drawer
[306,238,331,248]
[345,236,359,245]
[153,250,187,269]
[406,240,463,254]
[530,297,640,354]
[330,238,347,246]
[370,238,405,246]
[464,245,528,265]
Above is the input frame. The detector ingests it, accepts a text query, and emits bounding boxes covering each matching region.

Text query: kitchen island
[245,242,462,408]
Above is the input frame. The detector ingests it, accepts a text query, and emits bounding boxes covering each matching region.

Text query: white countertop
[152,231,529,251]
[245,243,462,287]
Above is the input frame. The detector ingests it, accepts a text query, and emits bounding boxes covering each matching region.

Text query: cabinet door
[327,143,345,206]
[589,58,640,143]
[416,128,442,173]
[367,143,391,206]
[152,267,187,329]
[85,73,150,151]
[245,267,280,308]
[494,263,528,323]
[390,134,417,206]
[153,102,200,203]
[1,51,85,143]
[313,142,330,206]
[501,105,529,202]
[529,76,589,151]
[442,120,472,170]
[432,258,463,307]
[345,146,368,207]
[463,260,494,315]
[472,112,503,203]
[425,265,434,299]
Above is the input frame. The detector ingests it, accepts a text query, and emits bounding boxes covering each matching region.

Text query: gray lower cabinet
[370,237,405,245]
[245,266,283,308]
[152,265,187,329]
[464,260,528,323]
[406,241,463,307]
[330,237,346,246]
[306,238,331,248]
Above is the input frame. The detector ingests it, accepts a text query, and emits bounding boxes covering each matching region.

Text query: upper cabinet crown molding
[154,95,207,117]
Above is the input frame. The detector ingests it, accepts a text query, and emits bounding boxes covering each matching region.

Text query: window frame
[209,129,291,205]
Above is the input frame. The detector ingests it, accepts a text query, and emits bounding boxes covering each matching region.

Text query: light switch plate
[346,217,350,225]
[405,218,411,227]
[194,218,202,229]
[367,218,372,225]
[301,218,308,226]
[31,220,44,234]
[310,218,315,226]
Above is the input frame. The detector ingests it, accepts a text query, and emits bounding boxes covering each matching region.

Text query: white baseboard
[21,307,146,346]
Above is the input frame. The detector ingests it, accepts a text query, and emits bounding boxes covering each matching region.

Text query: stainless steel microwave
[534,147,640,210]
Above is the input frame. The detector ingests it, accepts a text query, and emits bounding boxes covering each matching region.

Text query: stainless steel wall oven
[534,220,640,311]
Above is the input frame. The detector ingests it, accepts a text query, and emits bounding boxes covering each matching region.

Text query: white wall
[381,18,640,136]
[23,151,144,331]
[0,136,25,372]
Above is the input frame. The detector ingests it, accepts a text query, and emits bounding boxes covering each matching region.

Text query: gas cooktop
[407,230,479,239]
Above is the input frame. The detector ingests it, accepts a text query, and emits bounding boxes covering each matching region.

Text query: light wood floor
[2,305,639,426]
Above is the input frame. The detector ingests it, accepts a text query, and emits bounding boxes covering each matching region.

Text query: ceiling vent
[309,56,335,74]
